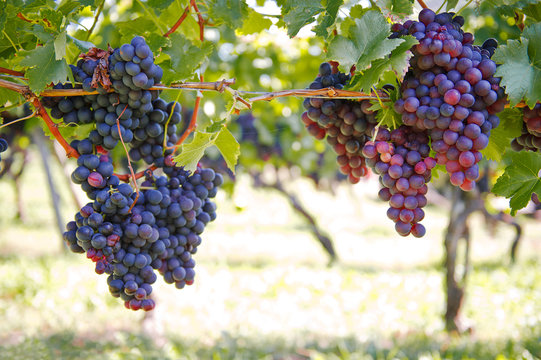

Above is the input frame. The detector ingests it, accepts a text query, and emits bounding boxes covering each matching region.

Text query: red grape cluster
[392,9,505,191]
[301,62,375,183]
[511,103,541,152]
[362,126,435,237]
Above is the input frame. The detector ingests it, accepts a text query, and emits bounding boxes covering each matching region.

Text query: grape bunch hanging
[300,9,505,237]
[511,103,541,152]
[43,36,223,311]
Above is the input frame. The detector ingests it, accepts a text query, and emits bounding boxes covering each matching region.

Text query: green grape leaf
[54,30,67,60]
[0,1,7,35]
[207,0,249,28]
[327,11,403,71]
[38,9,64,31]
[117,17,159,46]
[446,0,459,10]
[493,23,541,108]
[147,0,176,9]
[67,34,95,52]
[237,8,272,35]
[496,0,541,21]
[313,0,343,38]
[158,33,213,84]
[349,35,417,92]
[492,151,541,215]
[19,41,69,94]
[173,126,239,173]
[57,0,83,16]
[145,33,171,53]
[482,108,523,161]
[0,87,23,108]
[376,0,414,17]
[214,127,240,173]
[281,0,323,37]
[368,86,402,130]
[173,131,215,173]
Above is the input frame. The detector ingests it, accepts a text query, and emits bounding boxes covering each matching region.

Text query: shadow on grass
[1,329,540,360]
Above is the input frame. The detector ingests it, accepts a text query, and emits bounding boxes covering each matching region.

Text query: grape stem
[115,104,139,212]
[31,97,80,158]
[172,78,202,150]
[416,0,428,9]
[190,0,205,42]
[163,4,191,37]
[0,110,37,130]
[0,67,25,77]
[85,0,105,41]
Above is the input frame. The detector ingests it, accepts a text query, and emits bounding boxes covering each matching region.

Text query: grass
[0,150,540,359]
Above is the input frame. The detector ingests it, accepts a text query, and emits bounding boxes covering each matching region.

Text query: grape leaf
[349,35,417,92]
[158,33,213,84]
[482,108,523,161]
[327,11,403,71]
[207,0,249,29]
[147,0,176,9]
[493,23,541,108]
[368,86,402,130]
[313,0,343,38]
[496,0,541,21]
[376,0,414,17]
[0,1,7,35]
[54,31,67,60]
[446,0,460,10]
[492,151,541,215]
[67,34,95,52]
[0,87,23,108]
[173,126,239,173]
[19,41,69,94]
[117,17,159,45]
[214,127,240,173]
[237,8,272,35]
[281,0,323,37]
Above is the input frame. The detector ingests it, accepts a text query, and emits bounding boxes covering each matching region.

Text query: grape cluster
[64,147,222,310]
[45,35,221,310]
[511,103,541,152]
[301,62,374,183]
[0,138,7,170]
[362,127,435,237]
[392,9,505,191]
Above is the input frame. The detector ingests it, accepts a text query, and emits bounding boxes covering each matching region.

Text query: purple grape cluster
[511,103,541,152]
[362,126,435,237]
[392,9,506,191]
[63,147,222,311]
[301,62,375,183]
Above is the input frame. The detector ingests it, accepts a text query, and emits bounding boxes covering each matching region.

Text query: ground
[0,150,539,359]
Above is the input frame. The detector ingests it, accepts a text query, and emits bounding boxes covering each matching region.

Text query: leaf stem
[31,97,80,158]
[437,0,448,12]
[115,104,139,212]
[456,0,475,15]
[0,110,37,129]
[163,4,191,37]
[416,0,428,9]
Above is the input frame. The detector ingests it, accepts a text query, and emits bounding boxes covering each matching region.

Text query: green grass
[0,150,540,359]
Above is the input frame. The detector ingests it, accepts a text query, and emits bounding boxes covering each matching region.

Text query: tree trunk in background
[252,172,337,264]
[52,141,83,210]
[444,187,478,333]
[33,131,65,240]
